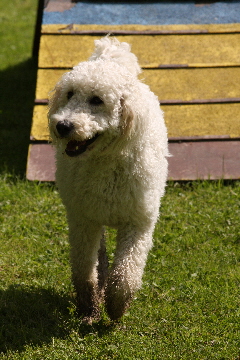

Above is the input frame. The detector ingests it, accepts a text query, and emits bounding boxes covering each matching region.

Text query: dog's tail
[88,36,141,77]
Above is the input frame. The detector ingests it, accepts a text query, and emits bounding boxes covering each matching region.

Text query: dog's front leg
[68,221,103,324]
[105,225,153,320]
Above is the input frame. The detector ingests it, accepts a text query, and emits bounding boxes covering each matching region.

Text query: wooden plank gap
[41,24,240,35]
[38,67,72,70]
[41,30,212,35]
[35,99,49,104]
[41,64,240,69]
[35,98,240,106]
[156,64,240,69]
[168,135,240,142]
[162,98,240,105]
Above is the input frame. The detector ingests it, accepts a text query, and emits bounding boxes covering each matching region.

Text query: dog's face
[48,60,136,157]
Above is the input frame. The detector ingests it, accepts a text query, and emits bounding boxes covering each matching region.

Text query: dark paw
[105,284,132,321]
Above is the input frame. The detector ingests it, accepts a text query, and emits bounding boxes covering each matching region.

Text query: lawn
[1,177,240,359]
[0,1,240,359]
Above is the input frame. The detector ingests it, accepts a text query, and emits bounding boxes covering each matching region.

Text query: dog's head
[48,37,142,158]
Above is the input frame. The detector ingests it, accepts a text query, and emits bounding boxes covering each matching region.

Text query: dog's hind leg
[97,231,109,298]
[105,225,153,320]
[68,221,104,324]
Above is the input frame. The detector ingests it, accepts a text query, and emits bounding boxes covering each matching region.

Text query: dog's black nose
[56,120,74,138]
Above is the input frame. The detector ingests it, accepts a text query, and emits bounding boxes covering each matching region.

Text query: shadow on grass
[0,285,72,353]
[0,58,37,177]
[0,284,116,353]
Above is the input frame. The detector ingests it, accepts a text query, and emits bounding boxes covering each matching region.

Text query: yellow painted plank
[42,23,240,34]
[31,105,49,141]
[35,68,240,102]
[38,34,240,68]
[165,103,240,138]
[143,68,240,102]
[36,69,67,99]
[31,103,240,141]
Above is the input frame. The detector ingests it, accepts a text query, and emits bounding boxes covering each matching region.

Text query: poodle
[48,37,168,323]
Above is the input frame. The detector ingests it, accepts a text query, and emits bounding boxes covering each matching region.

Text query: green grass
[0,1,240,359]
[0,177,240,359]
[0,0,38,176]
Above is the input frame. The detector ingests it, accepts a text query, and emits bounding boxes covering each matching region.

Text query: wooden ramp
[27,1,240,181]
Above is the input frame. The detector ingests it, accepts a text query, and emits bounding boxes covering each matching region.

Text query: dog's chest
[57,157,140,224]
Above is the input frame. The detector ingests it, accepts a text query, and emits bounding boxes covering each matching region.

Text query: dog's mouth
[65,134,99,157]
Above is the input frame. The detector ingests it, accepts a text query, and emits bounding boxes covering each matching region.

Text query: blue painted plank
[43,1,240,25]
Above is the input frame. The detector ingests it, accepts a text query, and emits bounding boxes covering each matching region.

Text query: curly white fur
[48,37,168,323]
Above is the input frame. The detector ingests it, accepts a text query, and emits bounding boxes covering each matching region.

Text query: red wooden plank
[26,144,56,181]
[168,141,240,180]
[27,141,240,181]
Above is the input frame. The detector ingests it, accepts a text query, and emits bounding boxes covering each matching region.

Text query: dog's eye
[67,91,74,100]
[89,96,104,106]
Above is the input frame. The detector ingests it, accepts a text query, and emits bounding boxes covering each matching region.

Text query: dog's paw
[105,281,133,321]
[81,314,100,325]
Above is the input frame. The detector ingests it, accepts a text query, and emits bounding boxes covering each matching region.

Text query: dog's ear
[120,97,136,137]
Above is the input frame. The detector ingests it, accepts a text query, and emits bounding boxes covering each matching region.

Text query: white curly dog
[48,37,168,323]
